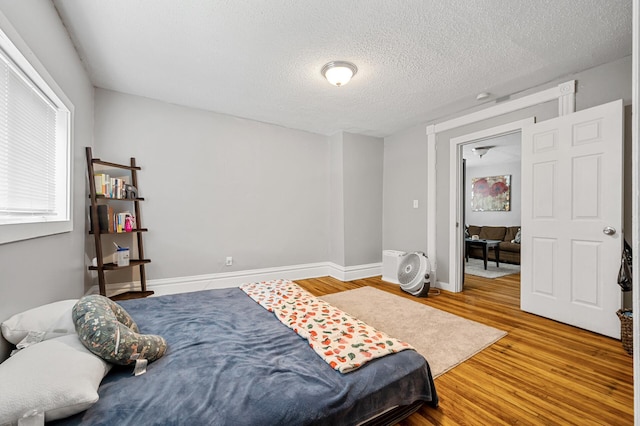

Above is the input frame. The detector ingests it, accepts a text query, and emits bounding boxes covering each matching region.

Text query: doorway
[462,133,522,287]
[448,118,534,293]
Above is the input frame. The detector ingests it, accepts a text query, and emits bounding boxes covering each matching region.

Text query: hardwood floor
[295,273,634,425]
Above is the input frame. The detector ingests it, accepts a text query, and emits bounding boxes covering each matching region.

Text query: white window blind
[0,24,72,244]
[0,51,58,217]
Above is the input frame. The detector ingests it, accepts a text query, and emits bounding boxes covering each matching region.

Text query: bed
[10,283,438,425]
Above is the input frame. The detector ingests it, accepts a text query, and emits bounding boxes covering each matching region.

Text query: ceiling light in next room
[472,146,494,158]
[321,61,358,87]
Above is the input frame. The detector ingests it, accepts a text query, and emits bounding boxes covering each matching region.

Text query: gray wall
[382,125,428,253]
[342,132,384,266]
[0,1,94,358]
[94,93,385,280]
[94,89,330,281]
[465,161,521,227]
[328,133,345,265]
[383,56,633,285]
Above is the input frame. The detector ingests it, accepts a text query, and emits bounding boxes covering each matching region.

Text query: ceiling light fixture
[476,92,490,101]
[472,146,494,158]
[321,61,358,87]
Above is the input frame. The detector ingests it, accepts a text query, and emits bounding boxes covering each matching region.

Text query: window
[0,25,72,244]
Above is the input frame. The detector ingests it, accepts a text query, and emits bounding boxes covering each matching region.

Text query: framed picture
[471,175,511,212]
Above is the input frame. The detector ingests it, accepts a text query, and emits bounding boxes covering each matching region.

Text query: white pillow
[511,227,522,244]
[0,334,111,423]
[1,299,77,345]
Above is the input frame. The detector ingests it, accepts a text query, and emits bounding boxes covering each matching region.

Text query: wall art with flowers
[471,175,511,212]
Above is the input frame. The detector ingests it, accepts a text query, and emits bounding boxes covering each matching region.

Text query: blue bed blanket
[54,288,438,425]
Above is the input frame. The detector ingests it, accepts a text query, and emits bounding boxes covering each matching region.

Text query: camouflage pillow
[72,295,167,366]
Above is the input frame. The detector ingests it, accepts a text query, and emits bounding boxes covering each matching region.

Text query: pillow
[0,334,111,424]
[511,228,521,244]
[1,299,77,345]
[72,295,167,365]
[467,225,482,237]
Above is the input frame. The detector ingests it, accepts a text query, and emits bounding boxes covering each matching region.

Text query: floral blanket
[240,280,414,373]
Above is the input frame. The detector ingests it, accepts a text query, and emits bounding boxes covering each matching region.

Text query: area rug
[464,257,520,279]
[322,287,507,378]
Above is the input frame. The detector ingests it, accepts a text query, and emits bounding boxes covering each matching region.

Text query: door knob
[603,226,616,236]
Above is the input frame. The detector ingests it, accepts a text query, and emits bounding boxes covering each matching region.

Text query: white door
[521,99,624,338]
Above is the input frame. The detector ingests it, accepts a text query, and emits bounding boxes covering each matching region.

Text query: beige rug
[322,287,507,378]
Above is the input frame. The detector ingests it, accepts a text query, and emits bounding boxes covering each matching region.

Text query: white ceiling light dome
[321,61,358,87]
[472,146,494,158]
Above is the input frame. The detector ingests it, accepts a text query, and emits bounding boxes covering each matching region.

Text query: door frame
[632,0,639,420]
[426,80,576,292]
[448,118,534,292]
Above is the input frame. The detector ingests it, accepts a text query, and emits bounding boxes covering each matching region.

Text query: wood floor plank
[295,273,634,425]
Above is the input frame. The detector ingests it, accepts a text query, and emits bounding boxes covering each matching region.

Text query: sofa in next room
[466,225,521,265]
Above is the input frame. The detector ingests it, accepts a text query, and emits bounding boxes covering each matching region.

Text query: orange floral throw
[240,279,414,373]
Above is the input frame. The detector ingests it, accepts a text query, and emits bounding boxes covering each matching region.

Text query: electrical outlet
[413,200,419,209]
[225,256,233,266]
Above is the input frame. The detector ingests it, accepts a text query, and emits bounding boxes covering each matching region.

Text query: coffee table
[465,238,501,270]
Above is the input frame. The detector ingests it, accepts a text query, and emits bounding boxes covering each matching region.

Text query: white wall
[465,161,521,227]
[0,1,94,359]
[383,56,633,285]
[93,89,330,282]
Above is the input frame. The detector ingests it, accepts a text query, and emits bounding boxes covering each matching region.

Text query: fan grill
[398,253,421,285]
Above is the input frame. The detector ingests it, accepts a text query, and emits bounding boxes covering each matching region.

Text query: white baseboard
[435,280,454,292]
[327,262,382,281]
[89,261,382,297]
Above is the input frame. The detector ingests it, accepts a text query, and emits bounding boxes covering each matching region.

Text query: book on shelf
[116,212,123,233]
[94,174,105,195]
[93,173,130,198]
[116,211,135,233]
[96,205,112,232]
[92,206,136,233]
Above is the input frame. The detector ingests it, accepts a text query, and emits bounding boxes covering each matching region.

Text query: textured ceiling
[52,0,632,137]
[463,132,521,168]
